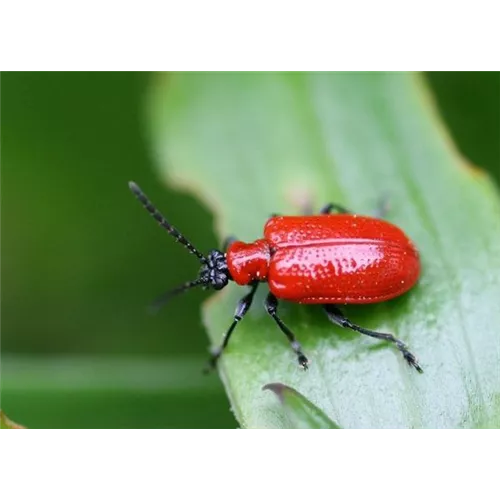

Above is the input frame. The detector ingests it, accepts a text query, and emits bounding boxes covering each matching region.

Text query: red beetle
[129,182,422,373]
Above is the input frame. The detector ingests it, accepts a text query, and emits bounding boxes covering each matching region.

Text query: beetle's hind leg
[319,197,390,218]
[275,201,346,217]
[323,304,423,373]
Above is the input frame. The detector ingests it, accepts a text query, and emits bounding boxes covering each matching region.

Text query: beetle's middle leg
[373,196,390,219]
[323,304,423,373]
[264,292,309,369]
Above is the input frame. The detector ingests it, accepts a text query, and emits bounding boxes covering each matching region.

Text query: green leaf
[263,383,340,428]
[148,72,500,429]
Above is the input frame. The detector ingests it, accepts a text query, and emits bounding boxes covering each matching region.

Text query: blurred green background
[1,72,499,428]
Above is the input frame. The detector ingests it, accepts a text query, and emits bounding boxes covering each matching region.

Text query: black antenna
[149,278,205,314]
[129,181,207,263]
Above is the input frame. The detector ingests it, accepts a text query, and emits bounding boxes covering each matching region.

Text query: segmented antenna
[129,181,207,263]
[149,278,205,314]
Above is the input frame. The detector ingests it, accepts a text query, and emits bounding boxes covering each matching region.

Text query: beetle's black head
[128,181,232,312]
[198,250,231,291]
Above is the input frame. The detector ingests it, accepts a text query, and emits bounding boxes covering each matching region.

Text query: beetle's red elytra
[228,215,420,304]
[129,182,423,373]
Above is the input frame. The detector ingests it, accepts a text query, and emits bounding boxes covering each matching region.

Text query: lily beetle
[129,181,422,373]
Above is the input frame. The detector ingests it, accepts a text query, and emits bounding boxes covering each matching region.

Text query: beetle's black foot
[394,339,422,373]
[298,354,309,370]
[202,362,214,375]
[203,348,221,374]
[202,359,217,375]
[401,349,423,373]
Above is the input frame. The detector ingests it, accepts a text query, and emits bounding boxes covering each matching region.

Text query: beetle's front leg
[204,282,259,373]
[222,236,237,252]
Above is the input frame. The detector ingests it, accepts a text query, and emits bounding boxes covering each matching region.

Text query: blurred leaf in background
[1,72,236,428]
[427,72,500,184]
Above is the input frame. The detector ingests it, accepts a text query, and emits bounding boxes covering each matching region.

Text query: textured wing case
[264,215,420,304]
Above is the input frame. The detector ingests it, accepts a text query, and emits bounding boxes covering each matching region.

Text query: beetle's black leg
[374,195,390,219]
[323,304,423,373]
[301,201,315,215]
[204,282,259,372]
[265,293,309,369]
[320,197,390,218]
[320,203,351,214]
[223,236,237,252]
